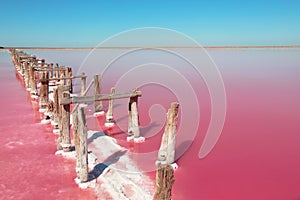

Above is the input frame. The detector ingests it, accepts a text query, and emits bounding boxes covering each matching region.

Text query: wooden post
[61,90,71,152]
[81,72,86,96]
[72,111,80,178]
[78,105,88,182]
[94,74,103,113]
[153,164,175,200]
[128,90,140,138]
[29,65,38,96]
[57,86,70,150]
[24,61,30,90]
[52,87,60,133]
[106,87,115,123]
[53,63,59,79]
[39,71,49,111]
[66,67,73,93]
[157,102,179,165]
[49,63,54,79]
[59,67,65,85]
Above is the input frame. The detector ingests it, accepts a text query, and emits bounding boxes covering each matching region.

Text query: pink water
[0,51,96,200]
[2,49,300,200]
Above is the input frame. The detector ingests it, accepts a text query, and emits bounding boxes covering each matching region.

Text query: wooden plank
[60,90,142,105]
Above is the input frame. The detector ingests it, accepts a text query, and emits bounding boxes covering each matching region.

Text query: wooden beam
[60,90,142,105]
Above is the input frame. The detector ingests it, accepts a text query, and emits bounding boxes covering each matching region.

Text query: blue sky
[0,0,299,47]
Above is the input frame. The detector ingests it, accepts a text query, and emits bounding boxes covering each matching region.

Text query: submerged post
[94,74,103,114]
[78,105,88,182]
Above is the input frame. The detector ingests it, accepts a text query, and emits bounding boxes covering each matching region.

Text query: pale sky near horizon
[0,0,299,47]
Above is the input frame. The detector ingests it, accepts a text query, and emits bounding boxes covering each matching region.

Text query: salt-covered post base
[127,136,145,143]
[93,111,105,117]
[104,122,115,127]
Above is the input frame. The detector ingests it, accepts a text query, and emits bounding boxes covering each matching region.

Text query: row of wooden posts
[10,49,178,200]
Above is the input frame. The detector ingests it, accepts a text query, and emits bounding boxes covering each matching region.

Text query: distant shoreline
[1,45,300,50]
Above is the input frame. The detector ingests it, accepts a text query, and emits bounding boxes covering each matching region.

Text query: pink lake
[1,48,300,199]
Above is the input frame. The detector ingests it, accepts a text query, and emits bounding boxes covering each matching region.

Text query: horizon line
[2,45,300,50]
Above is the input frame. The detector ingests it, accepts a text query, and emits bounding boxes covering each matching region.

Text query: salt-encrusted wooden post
[24,61,30,90]
[72,111,80,178]
[39,71,49,111]
[128,90,140,139]
[52,87,60,134]
[157,102,179,165]
[49,63,54,79]
[106,87,115,124]
[29,65,38,97]
[59,67,65,85]
[153,164,175,200]
[78,104,88,182]
[61,90,71,152]
[57,85,71,150]
[53,63,59,79]
[66,67,73,93]
[81,72,86,96]
[153,103,178,200]
[94,74,103,113]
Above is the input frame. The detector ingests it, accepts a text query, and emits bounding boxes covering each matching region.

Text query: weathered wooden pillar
[78,105,89,182]
[57,86,70,150]
[24,61,30,90]
[66,67,73,93]
[49,63,54,79]
[59,67,65,85]
[29,66,38,97]
[128,93,140,138]
[106,87,115,124]
[39,71,49,111]
[81,72,86,96]
[157,102,179,165]
[61,90,71,152]
[53,63,59,79]
[94,74,103,113]
[153,164,175,200]
[52,87,60,134]
[72,111,80,178]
